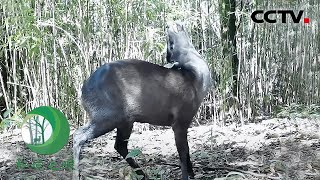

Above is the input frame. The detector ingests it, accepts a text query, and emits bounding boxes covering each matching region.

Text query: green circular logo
[21,106,70,155]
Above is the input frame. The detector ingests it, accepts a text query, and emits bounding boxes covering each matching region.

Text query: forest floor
[0,116,320,180]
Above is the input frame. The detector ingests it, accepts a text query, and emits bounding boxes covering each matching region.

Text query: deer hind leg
[73,117,118,180]
[114,123,147,179]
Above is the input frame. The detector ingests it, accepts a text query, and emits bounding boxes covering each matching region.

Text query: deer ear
[176,20,186,31]
[181,21,186,30]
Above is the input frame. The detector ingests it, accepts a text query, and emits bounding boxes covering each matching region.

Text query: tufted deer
[73,21,211,180]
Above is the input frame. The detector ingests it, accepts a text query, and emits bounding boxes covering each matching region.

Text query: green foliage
[146,167,167,179]
[126,149,142,159]
[2,0,42,59]
[3,108,13,118]
[0,108,24,131]
[130,172,145,180]
[275,104,320,118]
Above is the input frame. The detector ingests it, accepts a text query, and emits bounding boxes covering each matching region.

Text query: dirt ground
[0,117,319,180]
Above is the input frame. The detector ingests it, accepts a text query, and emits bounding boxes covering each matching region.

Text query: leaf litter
[0,117,319,179]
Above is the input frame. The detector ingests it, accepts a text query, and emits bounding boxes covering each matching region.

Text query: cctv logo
[251,10,310,24]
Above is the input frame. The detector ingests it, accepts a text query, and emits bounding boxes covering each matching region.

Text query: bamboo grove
[0,0,319,128]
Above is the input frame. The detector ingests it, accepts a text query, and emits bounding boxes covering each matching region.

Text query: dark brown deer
[73,21,211,180]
